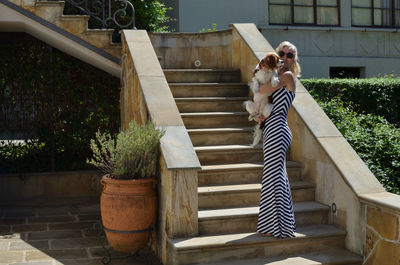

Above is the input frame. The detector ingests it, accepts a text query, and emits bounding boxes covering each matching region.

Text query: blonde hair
[275,41,301,77]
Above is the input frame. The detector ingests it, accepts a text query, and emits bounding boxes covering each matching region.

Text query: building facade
[161,0,400,78]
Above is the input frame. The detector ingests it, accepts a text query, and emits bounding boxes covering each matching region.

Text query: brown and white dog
[244,53,282,146]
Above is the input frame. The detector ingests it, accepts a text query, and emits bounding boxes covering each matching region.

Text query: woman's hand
[254,114,266,124]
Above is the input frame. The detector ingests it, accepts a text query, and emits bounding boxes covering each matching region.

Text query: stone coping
[149,29,232,36]
[359,192,400,213]
[122,30,201,170]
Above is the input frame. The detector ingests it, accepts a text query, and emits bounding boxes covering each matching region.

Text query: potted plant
[87,121,165,253]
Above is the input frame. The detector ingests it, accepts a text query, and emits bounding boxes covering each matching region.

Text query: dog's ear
[266,54,278,69]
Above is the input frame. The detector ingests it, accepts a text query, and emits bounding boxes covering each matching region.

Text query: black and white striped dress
[257,86,296,238]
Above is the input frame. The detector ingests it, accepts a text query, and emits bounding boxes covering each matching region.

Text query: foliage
[200,23,218,33]
[0,33,120,173]
[302,77,400,126]
[63,0,173,33]
[87,121,165,179]
[133,0,173,32]
[315,97,400,195]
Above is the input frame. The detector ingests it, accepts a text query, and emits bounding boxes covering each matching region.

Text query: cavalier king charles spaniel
[244,53,282,146]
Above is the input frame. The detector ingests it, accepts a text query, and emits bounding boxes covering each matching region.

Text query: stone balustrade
[230,23,400,264]
[120,30,201,264]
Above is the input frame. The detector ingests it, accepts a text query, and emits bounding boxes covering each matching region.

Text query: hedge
[302,78,400,126]
[314,96,400,195]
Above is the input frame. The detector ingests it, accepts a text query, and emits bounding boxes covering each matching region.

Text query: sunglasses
[278,51,294,59]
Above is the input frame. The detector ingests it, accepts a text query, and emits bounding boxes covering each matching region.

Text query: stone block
[49,221,96,231]
[138,76,182,126]
[0,217,26,225]
[77,213,101,221]
[365,226,380,257]
[10,240,49,250]
[26,249,89,261]
[28,230,83,241]
[364,239,400,265]
[0,225,11,233]
[0,250,24,263]
[0,242,8,250]
[13,224,47,233]
[126,42,164,78]
[51,237,102,250]
[367,206,399,240]
[28,216,76,224]
[36,206,70,217]
[12,262,53,265]
[69,204,100,214]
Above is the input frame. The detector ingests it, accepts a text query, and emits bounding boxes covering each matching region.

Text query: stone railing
[230,23,400,264]
[120,30,201,264]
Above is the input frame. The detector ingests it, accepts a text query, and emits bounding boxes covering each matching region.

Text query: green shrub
[316,97,400,195]
[302,78,400,126]
[87,121,165,179]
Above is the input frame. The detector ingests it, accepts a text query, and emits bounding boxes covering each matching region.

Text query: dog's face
[259,53,282,70]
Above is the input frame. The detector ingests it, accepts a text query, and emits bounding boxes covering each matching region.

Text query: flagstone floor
[0,201,162,265]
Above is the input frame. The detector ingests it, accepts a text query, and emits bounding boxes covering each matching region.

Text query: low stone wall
[149,30,232,69]
[360,193,400,264]
[0,171,103,204]
[121,30,201,265]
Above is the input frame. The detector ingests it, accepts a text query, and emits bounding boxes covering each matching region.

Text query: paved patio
[0,202,162,265]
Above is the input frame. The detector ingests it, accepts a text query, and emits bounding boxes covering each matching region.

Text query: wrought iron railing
[65,0,135,29]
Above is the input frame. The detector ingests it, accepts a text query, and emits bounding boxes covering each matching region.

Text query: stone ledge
[359,192,400,213]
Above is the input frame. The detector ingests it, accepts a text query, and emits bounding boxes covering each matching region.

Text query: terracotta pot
[100,175,157,253]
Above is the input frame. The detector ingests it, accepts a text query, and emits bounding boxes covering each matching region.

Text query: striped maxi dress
[257,86,296,238]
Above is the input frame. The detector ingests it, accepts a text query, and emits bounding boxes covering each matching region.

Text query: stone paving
[0,202,162,265]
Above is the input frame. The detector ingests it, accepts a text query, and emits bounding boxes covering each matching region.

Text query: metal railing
[66,0,135,29]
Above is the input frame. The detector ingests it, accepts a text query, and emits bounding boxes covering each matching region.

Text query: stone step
[164,69,241,83]
[198,162,303,185]
[191,249,363,265]
[187,127,254,146]
[181,112,251,129]
[167,225,346,265]
[57,15,90,35]
[175,97,249,113]
[104,43,122,58]
[198,181,315,209]
[198,201,328,234]
[194,144,262,165]
[169,83,248,98]
[34,1,65,22]
[82,29,114,48]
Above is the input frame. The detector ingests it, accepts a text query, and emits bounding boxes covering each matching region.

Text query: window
[330,67,365,78]
[352,0,400,28]
[269,0,340,26]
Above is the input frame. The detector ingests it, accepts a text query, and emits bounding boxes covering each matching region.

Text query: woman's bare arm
[258,71,296,94]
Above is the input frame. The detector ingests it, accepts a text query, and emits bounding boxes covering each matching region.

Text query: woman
[255,41,300,238]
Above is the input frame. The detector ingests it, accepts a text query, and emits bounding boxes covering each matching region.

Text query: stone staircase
[164,69,363,265]
[8,0,121,58]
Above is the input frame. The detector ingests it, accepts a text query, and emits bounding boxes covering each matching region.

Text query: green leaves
[303,78,400,126]
[87,121,165,179]
[316,97,400,195]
